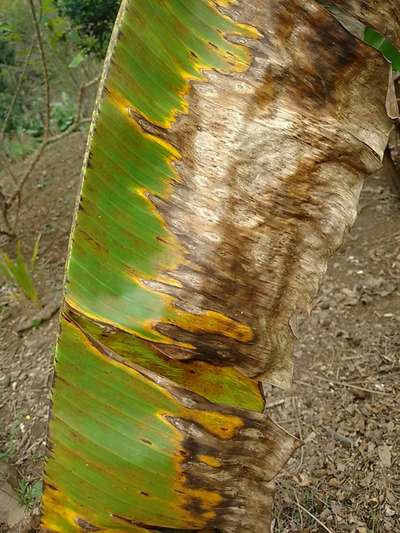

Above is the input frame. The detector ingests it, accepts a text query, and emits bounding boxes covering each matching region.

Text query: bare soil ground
[0,134,399,532]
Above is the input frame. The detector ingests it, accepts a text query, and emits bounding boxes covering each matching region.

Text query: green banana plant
[42,1,395,531]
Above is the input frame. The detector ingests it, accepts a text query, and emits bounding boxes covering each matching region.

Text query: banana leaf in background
[42,1,394,532]
[364,27,400,71]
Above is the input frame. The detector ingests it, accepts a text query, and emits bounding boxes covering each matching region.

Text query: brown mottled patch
[250,68,277,112]
[44,482,58,493]
[280,3,365,110]
[168,405,299,532]
[275,6,296,43]
[76,517,101,531]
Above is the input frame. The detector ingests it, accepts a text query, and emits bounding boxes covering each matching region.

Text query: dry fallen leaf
[296,473,312,487]
[385,505,396,517]
[378,444,392,467]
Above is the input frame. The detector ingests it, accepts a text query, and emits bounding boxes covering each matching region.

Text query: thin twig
[315,375,391,396]
[293,397,305,472]
[0,184,12,233]
[293,501,335,533]
[75,76,100,123]
[6,83,95,208]
[47,117,92,146]
[0,228,14,238]
[322,427,356,448]
[293,491,304,529]
[0,36,36,187]
[0,0,52,233]
[3,116,91,233]
[295,379,322,390]
[27,0,50,141]
[265,399,285,409]
[8,142,47,209]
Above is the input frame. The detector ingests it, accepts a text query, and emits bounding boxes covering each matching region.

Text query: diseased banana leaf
[42,1,393,532]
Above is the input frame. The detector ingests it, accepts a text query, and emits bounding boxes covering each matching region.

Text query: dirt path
[274,168,400,532]
[0,135,399,532]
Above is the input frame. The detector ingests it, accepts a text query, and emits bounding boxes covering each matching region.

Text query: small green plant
[31,317,43,329]
[51,91,76,132]
[0,234,41,304]
[4,131,40,162]
[0,413,23,461]
[17,479,43,510]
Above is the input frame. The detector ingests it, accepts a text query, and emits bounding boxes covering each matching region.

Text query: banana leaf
[42,1,393,531]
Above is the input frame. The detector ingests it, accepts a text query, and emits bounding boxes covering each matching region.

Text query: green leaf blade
[364,26,400,71]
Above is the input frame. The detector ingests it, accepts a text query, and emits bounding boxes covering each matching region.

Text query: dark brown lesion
[245,0,367,113]
[152,381,298,529]
[109,384,297,532]
[275,7,296,43]
[250,68,277,112]
[167,409,298,532]
[112,513,203,531]
[274,2,367,112]
[128,107,172,144]
[76,518,101,531]
[50,312,295,530]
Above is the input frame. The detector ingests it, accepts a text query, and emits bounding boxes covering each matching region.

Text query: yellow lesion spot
[166,308,254,343]
[153,273,183,289]
[175,484,223,527]
[198,454,222,468]
[185,409,244,440]
[41,487,85,532]
[212,0,263,39]
[165,418,224,528]
[236,23,263,40]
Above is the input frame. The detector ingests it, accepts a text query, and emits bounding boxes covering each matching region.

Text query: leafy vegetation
[0,412,24,461]
[51,91,76,132]
[0,0,101,237]
[0,0,100,147]
[17,479,43,510]
[56,0,120,55]
[0,19,23,133]
[0,235,40,303]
